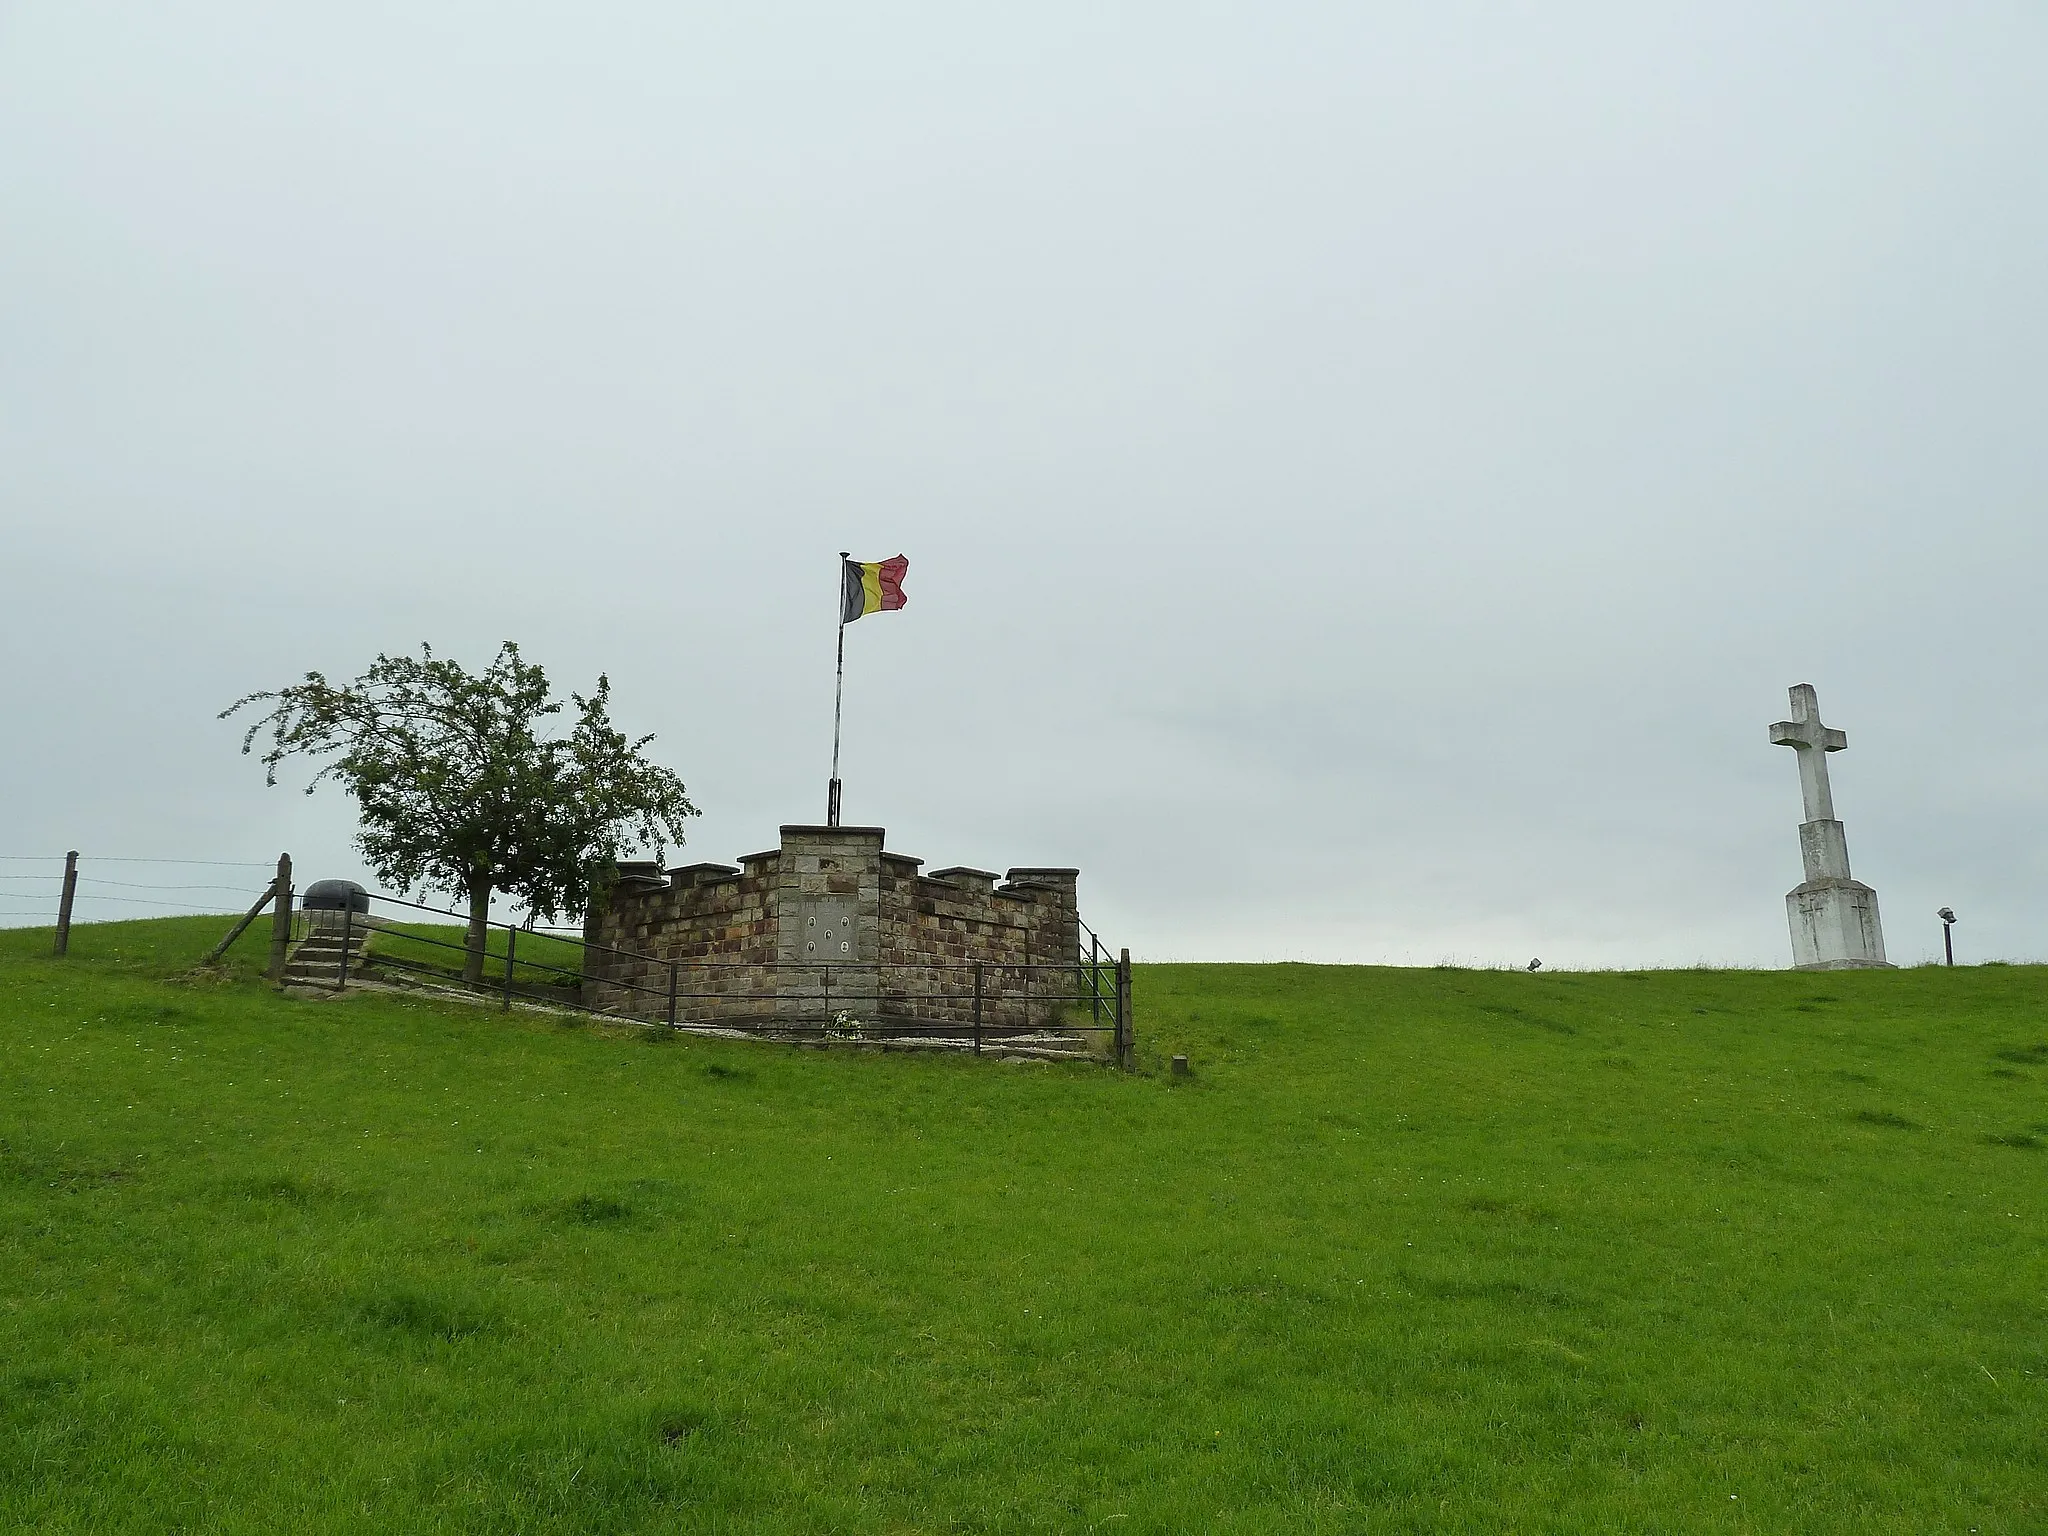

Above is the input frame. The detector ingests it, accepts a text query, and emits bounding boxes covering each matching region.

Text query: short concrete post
[1116,948,1133,1071]
[53,850,78,956]
[1171,1054,1190,1077]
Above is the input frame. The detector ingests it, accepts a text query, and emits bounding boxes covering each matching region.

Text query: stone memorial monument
[1769,683,1889,969]
[581,824,1085,1031]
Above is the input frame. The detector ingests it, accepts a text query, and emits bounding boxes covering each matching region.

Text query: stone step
[280,926,374,986]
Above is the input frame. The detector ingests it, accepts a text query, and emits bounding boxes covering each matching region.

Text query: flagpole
[828,551,848,826]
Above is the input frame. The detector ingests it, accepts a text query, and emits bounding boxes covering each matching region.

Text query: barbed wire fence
[0,854,277,925]
[2,853,582,943]
[4,851,297,975]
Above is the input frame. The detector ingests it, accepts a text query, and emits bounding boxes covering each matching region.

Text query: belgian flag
[840,554,909,623]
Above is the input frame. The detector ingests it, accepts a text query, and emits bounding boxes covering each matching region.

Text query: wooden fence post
[267,853,293,982]
[53,851,78,956]
[201,879,282,966]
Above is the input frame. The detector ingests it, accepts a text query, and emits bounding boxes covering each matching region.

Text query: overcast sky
[4,2,2044,967]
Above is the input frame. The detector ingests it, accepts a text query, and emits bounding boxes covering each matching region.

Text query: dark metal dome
[302,878,369,913]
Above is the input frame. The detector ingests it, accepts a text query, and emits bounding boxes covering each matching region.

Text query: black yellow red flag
[840,555,908,623]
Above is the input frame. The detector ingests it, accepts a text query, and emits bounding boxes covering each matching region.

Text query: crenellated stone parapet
[582,825,1087,1032]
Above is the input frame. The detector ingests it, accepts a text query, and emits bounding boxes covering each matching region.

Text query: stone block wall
[771,825,885,1023]
[582,853,782,1024]
[876,861,1081,1028]
[582,825,1087,1034]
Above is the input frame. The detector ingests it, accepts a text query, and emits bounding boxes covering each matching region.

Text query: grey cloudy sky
[4,2,2045,966]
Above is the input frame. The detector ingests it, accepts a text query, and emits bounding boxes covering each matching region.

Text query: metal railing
[290,889,1134,1067]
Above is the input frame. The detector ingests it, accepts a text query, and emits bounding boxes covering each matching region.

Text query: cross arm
[1769,721,1810,748]
[1770,719,1848,752]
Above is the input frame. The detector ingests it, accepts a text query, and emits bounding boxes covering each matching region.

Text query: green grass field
[2,917,2043,1532]
[367,921,589,1001]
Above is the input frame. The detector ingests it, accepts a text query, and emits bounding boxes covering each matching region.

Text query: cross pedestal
[1769,683,1889,970]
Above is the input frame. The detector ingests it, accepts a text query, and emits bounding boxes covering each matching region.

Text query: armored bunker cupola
[301,879,369,914]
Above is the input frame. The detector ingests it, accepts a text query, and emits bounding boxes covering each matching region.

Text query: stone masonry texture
[582,826,1089,1035]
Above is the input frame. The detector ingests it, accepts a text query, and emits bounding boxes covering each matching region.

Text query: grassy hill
[2,918,2042,1533]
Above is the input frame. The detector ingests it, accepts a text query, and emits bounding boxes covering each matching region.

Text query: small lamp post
[1937,907,1956,967]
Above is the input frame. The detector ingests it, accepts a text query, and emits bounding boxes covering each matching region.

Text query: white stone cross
[1768,681,1886,968]
[1769,682,1848,823]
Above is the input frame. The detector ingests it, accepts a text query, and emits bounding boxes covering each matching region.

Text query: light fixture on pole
[1937,906,1956,967]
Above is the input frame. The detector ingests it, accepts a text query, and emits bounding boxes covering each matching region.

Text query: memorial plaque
[798,899,856,960]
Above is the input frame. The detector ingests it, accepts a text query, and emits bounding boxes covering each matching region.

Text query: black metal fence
[300,890,1133,1067]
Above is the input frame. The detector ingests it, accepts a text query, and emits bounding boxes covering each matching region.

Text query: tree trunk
[463,879,492,987]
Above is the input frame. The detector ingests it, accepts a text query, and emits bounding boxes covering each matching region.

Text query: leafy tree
[223,642,697,984]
